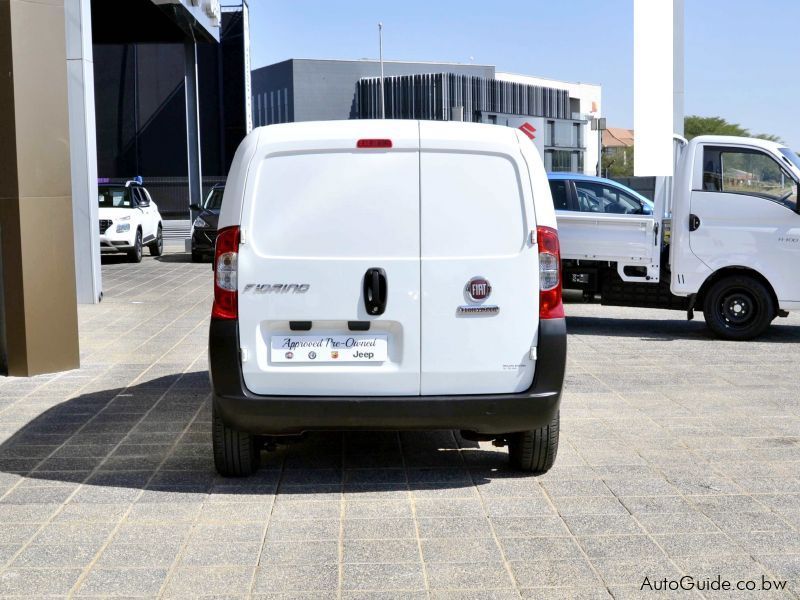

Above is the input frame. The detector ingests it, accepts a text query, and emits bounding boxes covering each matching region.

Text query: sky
[248,0,800,149]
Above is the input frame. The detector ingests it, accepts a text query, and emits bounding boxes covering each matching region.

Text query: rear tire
[191,251,204,263]
[148,225,163,256]
[127,229,143,263]
[212,404,261,477]
[702,275,774,340]
[508,412,560,473]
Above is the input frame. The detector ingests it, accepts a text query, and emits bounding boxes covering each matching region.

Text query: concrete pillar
[66,0,102,304]
[185,41,203,211]
[0,0,80,376]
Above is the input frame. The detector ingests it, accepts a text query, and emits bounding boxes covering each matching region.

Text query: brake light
[212,226,240,320]
[537,225,564,320]
[356,139,393,149]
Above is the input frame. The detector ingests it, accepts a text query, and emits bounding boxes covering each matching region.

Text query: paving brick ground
[0,251,798,598]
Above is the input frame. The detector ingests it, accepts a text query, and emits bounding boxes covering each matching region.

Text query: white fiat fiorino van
[209,120,567,476]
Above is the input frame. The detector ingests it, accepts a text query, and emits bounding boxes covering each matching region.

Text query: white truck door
[237,121,422,396]
[419,121,539,395]
[689,144,800,302]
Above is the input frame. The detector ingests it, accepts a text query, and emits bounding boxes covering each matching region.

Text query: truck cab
[557,135,800,340]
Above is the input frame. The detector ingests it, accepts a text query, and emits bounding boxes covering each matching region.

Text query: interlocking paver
[75,567,169,596]
[0,254,796,597]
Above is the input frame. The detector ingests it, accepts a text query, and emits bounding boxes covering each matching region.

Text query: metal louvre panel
[356,74,570,122]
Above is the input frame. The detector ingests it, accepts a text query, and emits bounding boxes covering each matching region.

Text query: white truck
[557,135,800,340]
[209,120,567,476]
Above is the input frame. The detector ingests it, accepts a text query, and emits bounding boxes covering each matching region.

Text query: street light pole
[591,117,607,177]
[378,22,385,119]
[598,124,602,177]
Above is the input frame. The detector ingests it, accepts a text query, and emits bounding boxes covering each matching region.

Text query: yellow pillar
[0,0,80,376]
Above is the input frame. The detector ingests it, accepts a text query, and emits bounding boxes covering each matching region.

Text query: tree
[684,115,782,143]
[602,145,634,178]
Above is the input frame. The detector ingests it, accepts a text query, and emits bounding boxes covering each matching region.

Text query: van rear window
[420,152,527,257]
[247,151,420,258]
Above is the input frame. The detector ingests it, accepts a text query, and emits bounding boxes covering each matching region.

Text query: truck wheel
[212,404,260,477]
[703,275,774,340]
[508,412,559,473]
[127,229,143,263]
[148,225,163,256]
[191,251,204,263]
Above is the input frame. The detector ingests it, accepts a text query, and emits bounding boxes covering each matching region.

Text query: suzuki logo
[466,277,491,302]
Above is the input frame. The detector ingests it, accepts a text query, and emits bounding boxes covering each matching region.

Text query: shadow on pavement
[0,373,517,494]
[99,254,134,265]
[154,253,198,264]
[566,315,800,343]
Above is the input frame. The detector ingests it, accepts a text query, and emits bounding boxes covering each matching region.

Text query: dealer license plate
[270,334,388,363]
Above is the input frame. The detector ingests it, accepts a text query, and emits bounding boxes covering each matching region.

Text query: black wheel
[148,225,163,256]
[703,275,774,340]
[508,412,560,473]
[127,229,143,263]
[212,404,260,477]
[191,251,204,263]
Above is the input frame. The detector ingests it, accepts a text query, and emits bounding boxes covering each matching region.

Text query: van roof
[252,119,522,146]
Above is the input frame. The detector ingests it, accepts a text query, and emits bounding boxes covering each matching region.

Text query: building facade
[251,59,601,175]
[93,4,251,219]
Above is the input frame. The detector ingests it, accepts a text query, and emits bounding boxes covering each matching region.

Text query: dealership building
[251,58,602,175]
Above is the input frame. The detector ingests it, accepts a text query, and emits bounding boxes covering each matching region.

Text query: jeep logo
[243,284,310,294]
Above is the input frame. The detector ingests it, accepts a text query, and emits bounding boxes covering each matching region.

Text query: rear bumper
[209,318,566,435]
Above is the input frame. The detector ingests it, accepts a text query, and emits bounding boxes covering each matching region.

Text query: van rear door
[419,122,539,395]
[237,121,421,396]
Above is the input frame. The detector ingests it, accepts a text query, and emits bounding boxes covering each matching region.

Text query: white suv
[98,180,163,262]
[209,120,567,476]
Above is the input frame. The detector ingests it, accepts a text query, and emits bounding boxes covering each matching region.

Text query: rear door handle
[689,214,701,232]
[363,268,388,316]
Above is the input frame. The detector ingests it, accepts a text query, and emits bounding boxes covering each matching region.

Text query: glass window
[779,147,800,172]
[573,123,582,148]
[574,181,644,214]
[552,121,577,147]
[548,180,569,210]
[547,150,572,172]
[706,148,798,210]
[204,187,225,210]
[544,121,554,146]
[98,187,132,209]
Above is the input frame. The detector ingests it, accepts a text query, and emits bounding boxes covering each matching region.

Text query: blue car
[547,173,654,215]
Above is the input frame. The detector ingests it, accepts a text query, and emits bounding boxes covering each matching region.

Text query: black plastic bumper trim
[209,317,566,435]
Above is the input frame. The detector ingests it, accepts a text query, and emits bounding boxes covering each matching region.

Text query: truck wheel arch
[697,267,779,318]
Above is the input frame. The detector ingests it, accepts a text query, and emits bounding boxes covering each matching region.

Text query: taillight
[212,226,240,320]
[537,225,564,320]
